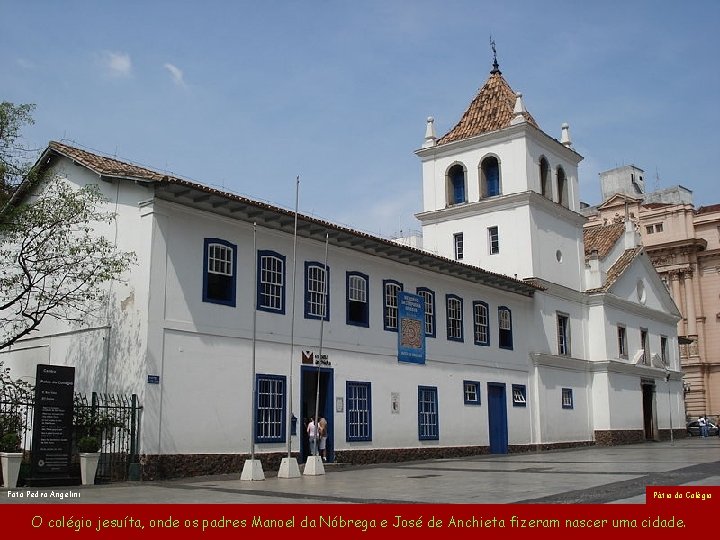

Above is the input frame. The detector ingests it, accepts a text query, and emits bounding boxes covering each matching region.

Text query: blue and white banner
[397,291,426,364]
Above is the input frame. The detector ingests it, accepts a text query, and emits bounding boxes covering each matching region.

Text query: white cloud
[163,63,186,87]
[100,51,132,78]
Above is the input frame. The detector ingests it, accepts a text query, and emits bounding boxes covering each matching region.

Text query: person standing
[699,415,708,438]
[318,417,328,462]
[307,417,318,457]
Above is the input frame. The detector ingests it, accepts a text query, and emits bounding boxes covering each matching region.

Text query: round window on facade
[637,280,646,304]
[556,250,563,263]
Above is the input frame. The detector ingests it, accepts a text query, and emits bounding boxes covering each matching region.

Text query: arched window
[447,164,466,205]
[540,157,551,199]
[480,156,501,198]
[557,167,569,208]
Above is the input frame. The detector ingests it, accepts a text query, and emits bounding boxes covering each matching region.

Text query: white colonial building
[1,60,685,478]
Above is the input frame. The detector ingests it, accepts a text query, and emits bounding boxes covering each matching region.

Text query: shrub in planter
[77,436,100,453]
[0,433,21,453]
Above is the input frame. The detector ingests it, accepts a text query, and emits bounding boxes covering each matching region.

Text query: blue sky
[2,1,718,237]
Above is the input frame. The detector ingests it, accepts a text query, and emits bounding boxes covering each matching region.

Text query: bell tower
[415,57,586,290]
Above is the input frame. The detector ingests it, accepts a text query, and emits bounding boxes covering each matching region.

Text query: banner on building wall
[397,291,426,364]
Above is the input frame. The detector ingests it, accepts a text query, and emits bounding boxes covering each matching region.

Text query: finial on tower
[423,116,437,148]
[490,36,501,74]
[510,93,527,125]
[561,122,572,148]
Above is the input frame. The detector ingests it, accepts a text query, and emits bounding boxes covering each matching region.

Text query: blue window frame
[473,301,490,346]
[454,232,463,260]
[416,287,436,338]
[498,306,513,350]
[418,386,439,440]
[255,374,286,443]
[383,279,403,331]
[203,238,237,307]
[512,384,527,407]
[482,156,501,197]
[463,380,481,405]
[257,250,286,314]
[448,164,466,205]
[488,226,500,255]
[346,272,369,327]
[562,388,574,409]
[446,294,463,342]
[304,261,329,320]
[346,381,372,441]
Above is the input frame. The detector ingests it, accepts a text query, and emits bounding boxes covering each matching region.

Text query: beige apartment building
[584,165,720,420]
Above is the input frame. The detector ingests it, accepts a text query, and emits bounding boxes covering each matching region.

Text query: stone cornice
[530,353,681,380]
[415,191,586,227]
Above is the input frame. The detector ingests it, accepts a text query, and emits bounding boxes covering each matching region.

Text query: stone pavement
[3,437,719,505]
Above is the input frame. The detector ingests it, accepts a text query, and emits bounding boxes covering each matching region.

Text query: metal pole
[666,371,674,445]
[287,177,300,459]
[250,223,258,461]
[313,232,329,456]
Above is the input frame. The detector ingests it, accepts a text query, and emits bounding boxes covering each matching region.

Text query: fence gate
[74,392,142,483]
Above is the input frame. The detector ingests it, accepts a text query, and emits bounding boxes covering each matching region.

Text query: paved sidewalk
[3,437,719,505]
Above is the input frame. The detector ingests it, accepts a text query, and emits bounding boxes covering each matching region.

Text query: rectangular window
[257,250,286,314]
[463,380,481,405]
[346,381,372,442]
[498,306,513,349]
[383,280,403,331]
[645,225,654,234]
[203,239,237,306]
[618,325,628,359]
[304,262,329,320]
[640,328,649,365]
[512,384,527,407]
[473,301,489,346]
[346,272,369,327]
[661,336,668,366]
[557,313,570,356]
[454,232,464,260]
[562,388,574,409]
[446,295,463,342]
[255,374,286,443]
[488,226,499,255]
[417,288,436,338]
[418,386,439,440]
[655,223,663,233]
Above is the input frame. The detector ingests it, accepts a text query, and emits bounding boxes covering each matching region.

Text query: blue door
[300,366,334,462]
[487,382,508,454]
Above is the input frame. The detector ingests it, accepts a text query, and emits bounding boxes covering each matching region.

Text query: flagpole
[241,222,265,480]
[304,231,328,475]
[278,177,301,478]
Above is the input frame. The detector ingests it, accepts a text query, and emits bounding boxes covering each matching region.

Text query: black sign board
[29,364,75,485]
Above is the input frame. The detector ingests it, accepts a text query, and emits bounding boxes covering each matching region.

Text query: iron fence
[0,389,142,483]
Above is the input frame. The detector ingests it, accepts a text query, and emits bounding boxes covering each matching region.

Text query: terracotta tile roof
[26,141,541,298]
[583,223,625,259]
[586,247,643,293]
[48,141,168,182]
[437,72,539,145]
[696,203,720,215]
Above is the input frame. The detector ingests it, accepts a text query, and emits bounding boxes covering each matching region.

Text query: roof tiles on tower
[437,72,539,145]
[583,222,625,259]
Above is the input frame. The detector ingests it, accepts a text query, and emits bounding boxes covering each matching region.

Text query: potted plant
[0,432,23,488]
[77,435,101,485]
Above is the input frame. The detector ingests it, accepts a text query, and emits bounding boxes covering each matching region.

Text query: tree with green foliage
[0,102,37,208]
[0,102,135,350]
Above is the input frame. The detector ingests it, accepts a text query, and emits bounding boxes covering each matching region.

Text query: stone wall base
[594,430,645,445]
[140,441,599,480]
[140,452,296,481]
[658,429,687,441]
